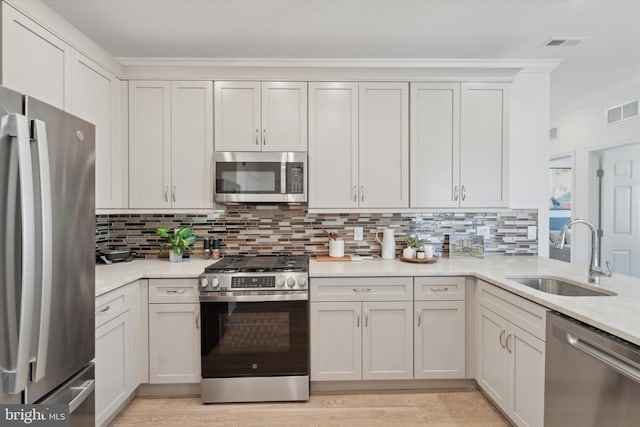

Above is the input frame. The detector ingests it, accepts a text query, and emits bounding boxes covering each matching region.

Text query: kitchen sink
[507,276,617,297]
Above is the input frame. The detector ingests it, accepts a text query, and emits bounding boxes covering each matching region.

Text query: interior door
[601,148,640,277]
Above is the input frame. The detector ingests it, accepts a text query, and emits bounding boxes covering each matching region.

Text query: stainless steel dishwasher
[545,312,640,426]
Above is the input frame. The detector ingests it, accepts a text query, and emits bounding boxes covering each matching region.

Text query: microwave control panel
[286,163,305,194]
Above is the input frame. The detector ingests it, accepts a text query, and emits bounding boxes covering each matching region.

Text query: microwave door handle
[1,114,37,394]
[281,162,286,194]
[31,119,53,382]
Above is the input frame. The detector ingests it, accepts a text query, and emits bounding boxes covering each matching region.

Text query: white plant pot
[403,247,417,259]
[169,250,183,263]
[329,239,345,258]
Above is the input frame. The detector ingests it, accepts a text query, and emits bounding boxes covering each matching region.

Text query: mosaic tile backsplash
[96,205,538,259]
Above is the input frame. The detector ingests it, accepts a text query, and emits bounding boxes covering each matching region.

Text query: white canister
[329,239,345,258]
[424,244,435,259]
[403,247,417,259]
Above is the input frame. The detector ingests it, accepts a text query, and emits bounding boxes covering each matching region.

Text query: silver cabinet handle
[430,287,449,292]
[416,309,421,327]
[255,128,260,145]
[506,333,512,354]
[352,288,371,293]
[360,185,365,202]
[3,113,36,395]
[172,186,176,202]
[454,185,459,201]
[364,309,369,327]
[164,186,169,202]
[355,309,360,327]
[32,119,53,382]
[352,186,357,202]
[99,305,110,313]
[567,332,640,383]
[166,289,186,294]
[461,185,466,201]
[195,310,200,329]
[499,330,506,349]
[263,129,267,145]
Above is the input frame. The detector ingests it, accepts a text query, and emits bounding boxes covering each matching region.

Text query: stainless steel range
[198,255,309,403]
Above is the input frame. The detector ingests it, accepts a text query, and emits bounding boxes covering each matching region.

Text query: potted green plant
[403,234,424,259]
[155,226,197,262]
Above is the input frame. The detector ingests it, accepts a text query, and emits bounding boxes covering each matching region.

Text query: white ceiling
[41,0,640,113]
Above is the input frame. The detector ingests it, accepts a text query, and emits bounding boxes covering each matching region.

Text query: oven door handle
[199,293,309,302]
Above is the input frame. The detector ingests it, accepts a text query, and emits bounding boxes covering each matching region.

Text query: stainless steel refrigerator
[1,86,96,425]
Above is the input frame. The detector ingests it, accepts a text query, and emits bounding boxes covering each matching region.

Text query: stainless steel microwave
[214,152,307,203]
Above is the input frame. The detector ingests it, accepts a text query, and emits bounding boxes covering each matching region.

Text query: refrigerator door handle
[1,113,36,394]
[68,379,95,413]
[31,119,53,382]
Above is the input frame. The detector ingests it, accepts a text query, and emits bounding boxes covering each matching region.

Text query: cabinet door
[509,323,545,427]
[476,305,510,409]
[214,81,261,151]
[95,311,132,427]
[170,81,214,209]
[414,300,465,379]
[359,82,409,208]
[308,82,359,208]
[262,82,307,152]
[362,301,413,380]
[148,303,201,384]
[71,52,127,209]
[410,83,460,208]
[128,81,171,208]
[1,3,70,109]
[310,302,362,381]
[460,83,509,207]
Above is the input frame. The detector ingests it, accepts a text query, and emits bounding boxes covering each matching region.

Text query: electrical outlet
[476,226,490,239]
[527,226,537,240]
[354,227,364,241]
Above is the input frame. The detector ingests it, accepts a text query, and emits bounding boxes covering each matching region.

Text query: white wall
[551,75,640,266]
[510,71,551,256]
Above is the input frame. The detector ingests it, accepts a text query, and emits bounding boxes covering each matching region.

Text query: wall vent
[549,127,558,140]
[606,100,639,124]
[544,38,584,47]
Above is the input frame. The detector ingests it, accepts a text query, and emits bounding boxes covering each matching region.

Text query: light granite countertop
[96,256,640,347]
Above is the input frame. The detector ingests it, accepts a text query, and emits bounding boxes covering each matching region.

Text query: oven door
[200,299,309,378]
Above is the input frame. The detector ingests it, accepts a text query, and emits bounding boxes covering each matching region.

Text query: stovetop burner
[204,255,309,274]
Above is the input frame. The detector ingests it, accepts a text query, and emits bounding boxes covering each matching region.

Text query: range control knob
[286,277,296,288]
[199,277,209,289]
[298,277,307,288]
[276,277,285,288]
[210,278,220,289]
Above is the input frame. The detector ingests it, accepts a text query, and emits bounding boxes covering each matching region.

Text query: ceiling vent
[606,100,639,124]
[549,128,558,140]
[543,38,584,47]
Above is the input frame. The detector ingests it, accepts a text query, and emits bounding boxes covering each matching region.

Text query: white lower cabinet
[95,281,140,427]
[475,281,547,427]
[310,277,413,381]
[148,279,201,384]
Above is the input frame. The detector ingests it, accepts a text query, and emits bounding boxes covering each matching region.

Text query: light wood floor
[111,389,510,426]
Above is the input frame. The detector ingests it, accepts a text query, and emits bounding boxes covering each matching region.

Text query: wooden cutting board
[315,255,352,262]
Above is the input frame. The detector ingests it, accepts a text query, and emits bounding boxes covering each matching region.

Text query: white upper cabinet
[308,82,359,208]
[459,83,509,207]
[70,52,127,209]
[410,82,509,208]
[309,82,408,209]
[171,81,214,209]
[1,2,71,109]
[359,83,409,208]
[410,83,460,208]
[214,81,307,152]
[129,80,213,209]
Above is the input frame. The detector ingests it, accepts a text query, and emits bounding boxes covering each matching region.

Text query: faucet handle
[605,261,613,277]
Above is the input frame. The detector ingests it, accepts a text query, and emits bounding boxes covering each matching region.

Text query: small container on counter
[416,249,425,260]
[212,236,221,260]
[203,235,211,259]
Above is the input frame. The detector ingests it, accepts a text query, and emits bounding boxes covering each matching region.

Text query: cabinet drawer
[476,280,548,341]
[414,277,465,301]
[148,279,198,303]
[96,284,133,328]
[310,277,413,302]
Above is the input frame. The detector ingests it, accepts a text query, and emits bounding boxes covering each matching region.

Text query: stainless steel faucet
[554,218,612,285]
